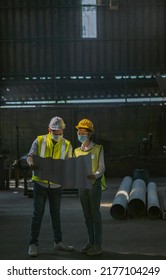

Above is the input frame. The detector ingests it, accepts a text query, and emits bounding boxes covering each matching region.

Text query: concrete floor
[0,178,166,260]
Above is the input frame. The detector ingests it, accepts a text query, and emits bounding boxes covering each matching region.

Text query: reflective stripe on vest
[61,139,66,159]
[40,135,47,157]
[39,135,66,159]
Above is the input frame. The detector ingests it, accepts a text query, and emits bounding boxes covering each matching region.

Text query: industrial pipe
[110,176,133,219]
[147,181,161,219]
[128,179,146,217]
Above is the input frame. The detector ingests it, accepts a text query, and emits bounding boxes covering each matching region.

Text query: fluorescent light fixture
[130,76,137,79]
[1,97,166,108]
[66,98,126,104]
[70,76,77,79]
[0,105,36,108]
[5,100,56,105]
[122,76,129,79]
[66,97,166,104]
[6,101,23,104]
[115,76,122,79]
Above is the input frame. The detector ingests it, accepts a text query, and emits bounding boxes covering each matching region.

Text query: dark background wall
[1,104,166,177]
[0,0,166,178]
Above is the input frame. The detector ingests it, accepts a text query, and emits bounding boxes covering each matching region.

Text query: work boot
[28,244,38,257]
[81,243,92,253]
[54,242,74,251]
[86,245,102,256]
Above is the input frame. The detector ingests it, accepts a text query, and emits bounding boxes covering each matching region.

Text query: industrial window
[81,0,97,38]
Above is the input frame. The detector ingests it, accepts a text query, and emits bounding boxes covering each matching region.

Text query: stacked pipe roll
[110,176,133,219]
[147,181,161,219]
[110,176,162,220]
[127,179,146,217]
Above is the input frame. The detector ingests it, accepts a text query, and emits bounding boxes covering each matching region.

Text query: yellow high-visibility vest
[32,133,71,184]
[74,144,106,190]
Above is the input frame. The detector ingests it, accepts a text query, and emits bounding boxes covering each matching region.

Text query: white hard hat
[49,116,66,130]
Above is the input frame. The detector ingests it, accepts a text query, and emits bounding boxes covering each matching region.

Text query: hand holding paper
[87,174,96,180]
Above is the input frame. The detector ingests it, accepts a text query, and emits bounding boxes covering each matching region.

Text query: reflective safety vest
[74,144,106,191]
[32,133,71,184]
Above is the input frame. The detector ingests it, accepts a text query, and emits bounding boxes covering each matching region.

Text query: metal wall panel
[0,0,166,77]
[125,0,166,74]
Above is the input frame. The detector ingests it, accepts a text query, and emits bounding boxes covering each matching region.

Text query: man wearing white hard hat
[27,116,73,257]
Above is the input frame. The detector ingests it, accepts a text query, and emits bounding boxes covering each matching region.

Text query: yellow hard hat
[75,119,94,132]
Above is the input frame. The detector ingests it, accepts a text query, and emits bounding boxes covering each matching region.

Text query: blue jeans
[29,182,62,245]
[79,178,102,246]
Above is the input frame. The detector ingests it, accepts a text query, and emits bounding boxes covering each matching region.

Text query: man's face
[48,128,64,142]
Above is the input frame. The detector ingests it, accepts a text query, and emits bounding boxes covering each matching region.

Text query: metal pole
[128,179,146,217]
[110,176,133,219]
[147,181,161,219]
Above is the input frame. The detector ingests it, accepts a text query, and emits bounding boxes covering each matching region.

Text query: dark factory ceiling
[0,1,166,108]
[0,74,165,107]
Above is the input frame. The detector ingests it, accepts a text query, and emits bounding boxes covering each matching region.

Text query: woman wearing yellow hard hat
[74,118,106,256]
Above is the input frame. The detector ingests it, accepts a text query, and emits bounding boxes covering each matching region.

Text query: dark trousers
[29,182,62,245]
[79,178,102,246]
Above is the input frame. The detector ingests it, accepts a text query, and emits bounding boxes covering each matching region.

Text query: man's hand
[87,174,96,180]
[27,156,38,170]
